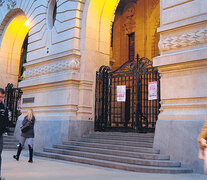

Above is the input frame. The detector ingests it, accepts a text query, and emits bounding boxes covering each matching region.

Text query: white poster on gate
[148,81,157,100]
[117,85,126,102]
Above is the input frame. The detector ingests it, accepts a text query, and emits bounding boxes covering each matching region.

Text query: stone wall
[0,0,94,150]
[153,0,207,173]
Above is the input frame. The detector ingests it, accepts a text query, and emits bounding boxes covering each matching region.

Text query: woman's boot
[13,143,22,161]
[28,145,33,163]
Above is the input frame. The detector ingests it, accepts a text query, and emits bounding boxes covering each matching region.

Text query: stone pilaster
[153,0,207,173]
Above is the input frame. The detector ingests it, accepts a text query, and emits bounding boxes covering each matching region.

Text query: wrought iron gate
[95,55,160,132]
[5,83,23,127]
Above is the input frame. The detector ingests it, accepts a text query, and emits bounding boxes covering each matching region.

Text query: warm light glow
[0,15,29,83]
[24,20,30,26]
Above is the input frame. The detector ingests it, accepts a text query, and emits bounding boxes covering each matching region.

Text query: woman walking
[13,109,35,163]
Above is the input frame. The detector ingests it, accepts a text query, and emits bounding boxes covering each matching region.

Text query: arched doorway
[0,14,30,88]
[84,0,160,132]
[0,13,30,127]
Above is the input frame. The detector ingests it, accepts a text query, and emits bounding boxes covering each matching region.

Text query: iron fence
[4,83,23,127]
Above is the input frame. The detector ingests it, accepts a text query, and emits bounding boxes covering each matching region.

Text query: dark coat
[0,102,9,136]
[21,115,35,138]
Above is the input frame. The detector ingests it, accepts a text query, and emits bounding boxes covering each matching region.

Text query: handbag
[20,121,31,133]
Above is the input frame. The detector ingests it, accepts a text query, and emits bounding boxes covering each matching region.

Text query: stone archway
[0,12,30,88]
[78,0,122,127]
[81,0,121,75]
[81,0,160,121]
[82,0,160,74]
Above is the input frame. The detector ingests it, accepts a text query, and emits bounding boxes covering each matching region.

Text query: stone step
[44,147,179,167]
[78,138,153,147]
[2,133,19,150]
[3,140,18,143]
[61,141,158,154]
[3,138,18,142]
[89,132,155,138]
[7,132,14,136]
[54,144,168,160]
[3,142,18,146]
[3,145,18,149]
[34,151,192,173]
[3,136,17,139]
[82,134,154,143]
[3,134,15,137]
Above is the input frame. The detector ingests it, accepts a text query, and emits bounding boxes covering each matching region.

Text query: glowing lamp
[24,20,30,26]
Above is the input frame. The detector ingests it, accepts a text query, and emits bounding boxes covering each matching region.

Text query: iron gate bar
[95,54,160,132]
[4,83,23,127]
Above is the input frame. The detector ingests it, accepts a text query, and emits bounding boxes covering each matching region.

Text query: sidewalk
[1,150,207,180]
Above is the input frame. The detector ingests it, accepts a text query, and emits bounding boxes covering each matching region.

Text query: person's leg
[0,135,3,177]
[19,136,26,147]
[28,138,33,163]
[13,136,26,161]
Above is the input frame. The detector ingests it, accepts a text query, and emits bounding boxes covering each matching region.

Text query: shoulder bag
[21,121,31,133]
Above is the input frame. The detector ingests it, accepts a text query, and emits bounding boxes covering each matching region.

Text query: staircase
[35,132,192,173]
[3,128,19,149]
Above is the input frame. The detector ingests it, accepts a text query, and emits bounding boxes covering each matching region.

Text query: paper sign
[117,85,126,102]
[148,81,157,100]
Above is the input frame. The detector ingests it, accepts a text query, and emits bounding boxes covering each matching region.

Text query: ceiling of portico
[115,0,138,14]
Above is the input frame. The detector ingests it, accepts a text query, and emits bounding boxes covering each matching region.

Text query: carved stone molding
[23,57,80,78]
[0,0,16,9]
[7,0,16,9]
[0,0,5,7]
[122,3,136,35]
[159,28,207,51]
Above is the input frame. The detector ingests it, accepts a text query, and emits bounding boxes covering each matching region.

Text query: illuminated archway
[82,0,160,121]
[108,0,160,69]
[0,14,30,87]
[82,0,160,73]
[81,0,120,74]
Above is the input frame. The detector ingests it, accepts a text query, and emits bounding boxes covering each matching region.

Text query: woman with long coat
[13,109,35,163]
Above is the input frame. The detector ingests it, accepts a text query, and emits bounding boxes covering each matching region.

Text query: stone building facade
[0,0,207,173]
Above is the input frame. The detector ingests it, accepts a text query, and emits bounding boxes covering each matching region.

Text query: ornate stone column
[153,0,207,173]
